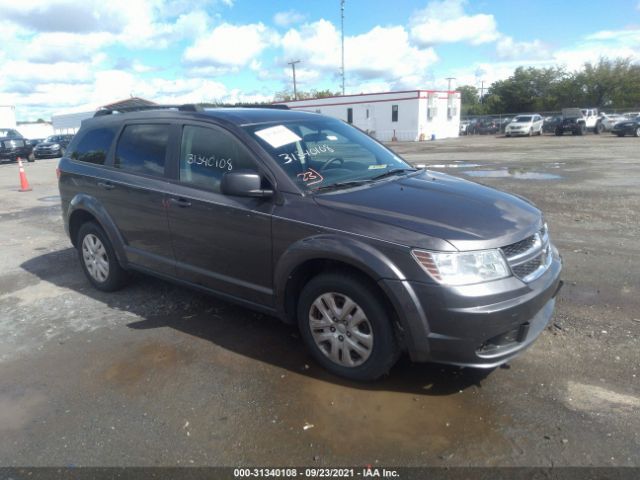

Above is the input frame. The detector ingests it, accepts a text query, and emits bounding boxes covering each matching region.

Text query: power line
[287,60,301,100]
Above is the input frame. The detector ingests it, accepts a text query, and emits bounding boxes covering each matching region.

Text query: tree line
[460,58,640,115]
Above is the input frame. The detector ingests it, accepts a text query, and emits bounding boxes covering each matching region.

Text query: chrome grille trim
[501,225,551,283]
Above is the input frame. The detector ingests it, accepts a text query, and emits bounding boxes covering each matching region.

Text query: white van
[505,114,544,137]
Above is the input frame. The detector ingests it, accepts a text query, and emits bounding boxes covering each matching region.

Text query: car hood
[615,121,637,127]
[36,142,59,147]
[313,170,542,251]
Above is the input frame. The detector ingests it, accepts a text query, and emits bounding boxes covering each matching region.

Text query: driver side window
[179,125,257,192]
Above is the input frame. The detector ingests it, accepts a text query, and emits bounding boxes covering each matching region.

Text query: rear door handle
[97,181,115,190]
[169,197,192,208]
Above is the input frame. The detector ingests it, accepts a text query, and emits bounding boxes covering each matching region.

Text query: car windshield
[0,129,20,137]
[45,136,59,142]
[244,118,415,192]
[514,116,532,122]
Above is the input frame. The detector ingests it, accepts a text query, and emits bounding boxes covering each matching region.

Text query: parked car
[58,105,562,381]
[459,120,470,135]
[475,118,500,135]
[33,134,74,159]
[499,116,513,133]
[543,116,562,133]
[26,138,45,148]
[611,117,640,137]
[623,112,640,119]
[505,114,544,137]
[0,129,34,162]
[595,113,627,134]
[555,108,599,135]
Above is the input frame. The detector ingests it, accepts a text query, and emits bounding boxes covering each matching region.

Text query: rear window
[114,124,169,176]
[69,128,116,165]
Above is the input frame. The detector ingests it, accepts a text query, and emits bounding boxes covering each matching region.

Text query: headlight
[51,143,61,149]
[412,249,510,285]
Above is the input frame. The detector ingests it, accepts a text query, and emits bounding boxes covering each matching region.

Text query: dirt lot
[0,134,638,467]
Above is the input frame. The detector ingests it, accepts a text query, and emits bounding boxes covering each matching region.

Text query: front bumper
[34,150,62,158]
[380,246,562,368]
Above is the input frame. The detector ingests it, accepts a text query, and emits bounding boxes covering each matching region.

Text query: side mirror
[221,170,273,198]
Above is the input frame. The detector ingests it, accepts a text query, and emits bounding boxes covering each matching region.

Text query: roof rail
[240,104,289,110]
[93,104,204,117]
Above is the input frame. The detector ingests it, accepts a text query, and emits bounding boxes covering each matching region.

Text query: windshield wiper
[369,168,417,181]
[313,179,373,192]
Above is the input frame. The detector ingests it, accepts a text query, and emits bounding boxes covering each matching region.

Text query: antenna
[341,0,345,95]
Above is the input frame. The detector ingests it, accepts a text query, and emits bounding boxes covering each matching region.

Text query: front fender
[67,193,128,267]
[273,233,407,318]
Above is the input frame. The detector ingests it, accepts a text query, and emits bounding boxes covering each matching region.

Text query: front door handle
[169,197,192,208]
[97,181,115,190]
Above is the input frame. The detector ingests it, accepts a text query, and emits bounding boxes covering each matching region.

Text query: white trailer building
[0,105,17,129]
[276,90,461,141]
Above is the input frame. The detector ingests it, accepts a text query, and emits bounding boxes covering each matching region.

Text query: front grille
[512,258,542,278]
[502,235,537,258]
[501,226,550,282]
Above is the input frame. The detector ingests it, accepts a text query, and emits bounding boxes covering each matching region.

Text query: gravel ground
[0,134,638,467]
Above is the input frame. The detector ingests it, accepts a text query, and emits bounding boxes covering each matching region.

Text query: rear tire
[555,128,563,136]
[635,127,640,138]
[77,222,128,292]
[297,273,399,381]
[595,122,604,134]
[617,133,625,137]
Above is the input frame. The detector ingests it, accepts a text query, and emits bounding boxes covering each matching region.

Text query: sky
[1,0,639,121]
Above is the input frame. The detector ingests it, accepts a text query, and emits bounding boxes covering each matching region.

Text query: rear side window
[115,124,169,176]
[179,125,256,192]
[69,128,115,165]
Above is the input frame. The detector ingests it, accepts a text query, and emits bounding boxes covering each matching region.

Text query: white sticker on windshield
[255,125,302,149]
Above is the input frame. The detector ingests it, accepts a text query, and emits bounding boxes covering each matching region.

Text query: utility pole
[479,80,485,104]
[287,60,301,100]
[445,77,456,92]
[340,0,345,95]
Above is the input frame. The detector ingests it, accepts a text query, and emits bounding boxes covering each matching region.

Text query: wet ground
[0,134,638,467]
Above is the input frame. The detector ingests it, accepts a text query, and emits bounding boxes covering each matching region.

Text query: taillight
[56,167,61,179]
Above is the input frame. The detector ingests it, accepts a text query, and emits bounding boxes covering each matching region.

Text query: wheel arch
[67,194,128,267]
[274,235,406,326]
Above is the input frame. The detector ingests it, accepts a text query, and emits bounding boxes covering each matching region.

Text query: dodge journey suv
[58,105,562,381]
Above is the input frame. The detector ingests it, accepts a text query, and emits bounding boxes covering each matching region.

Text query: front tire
[297,273,399,381]
[595,122,604,134]
[77,222,128,292]
[635,127,640,138]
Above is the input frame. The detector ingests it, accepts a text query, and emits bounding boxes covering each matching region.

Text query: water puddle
[461,168,562,180]
[419,162,482,169]
[38,195,60,203]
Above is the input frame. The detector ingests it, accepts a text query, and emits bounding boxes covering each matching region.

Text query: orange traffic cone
[18,157,32,192]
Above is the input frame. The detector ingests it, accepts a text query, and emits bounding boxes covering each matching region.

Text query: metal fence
[460,108,639,135]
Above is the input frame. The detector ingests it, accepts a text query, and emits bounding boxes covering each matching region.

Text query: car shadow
[20,248,493,396]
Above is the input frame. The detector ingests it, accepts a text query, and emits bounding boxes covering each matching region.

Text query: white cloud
[280,20,438,88]
[183,23,277,67]
[410,0,499,46]
[273,10,307,28]
[496,36,550,60]
[24,32,112,63]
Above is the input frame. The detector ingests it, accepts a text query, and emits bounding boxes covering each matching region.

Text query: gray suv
[58,105,562,381]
